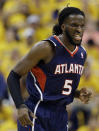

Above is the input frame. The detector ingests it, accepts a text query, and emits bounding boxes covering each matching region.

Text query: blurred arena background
[0,0,99,131]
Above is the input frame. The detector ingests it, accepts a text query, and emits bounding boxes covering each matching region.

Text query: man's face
[62,14,85,46]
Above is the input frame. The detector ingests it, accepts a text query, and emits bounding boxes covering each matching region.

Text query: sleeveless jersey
[26,35,87,106]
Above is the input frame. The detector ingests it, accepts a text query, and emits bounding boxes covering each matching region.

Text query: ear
[61,24,66,32]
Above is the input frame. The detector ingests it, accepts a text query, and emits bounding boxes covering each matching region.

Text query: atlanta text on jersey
[54,63,84,75]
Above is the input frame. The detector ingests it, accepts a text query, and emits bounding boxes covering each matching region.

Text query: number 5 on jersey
[62,80,73,95]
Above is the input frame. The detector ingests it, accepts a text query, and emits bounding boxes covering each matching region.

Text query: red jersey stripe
[31,67,46,92]
[54,35,78,57]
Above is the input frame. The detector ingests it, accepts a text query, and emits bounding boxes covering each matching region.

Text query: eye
[70,24,78,27]
[81,24,85,28]
[70,24,85,29]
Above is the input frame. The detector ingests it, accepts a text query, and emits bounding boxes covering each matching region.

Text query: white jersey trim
[30,72,43,131]
[49,39,57,46]
[81,45,86,52]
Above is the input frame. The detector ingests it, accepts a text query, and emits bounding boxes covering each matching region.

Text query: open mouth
[74,35,81,41]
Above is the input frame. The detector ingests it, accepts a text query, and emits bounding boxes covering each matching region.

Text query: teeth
[75,35,80,37]
[75,35,81,41]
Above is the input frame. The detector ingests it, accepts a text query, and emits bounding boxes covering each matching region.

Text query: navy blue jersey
[26,35,87,106]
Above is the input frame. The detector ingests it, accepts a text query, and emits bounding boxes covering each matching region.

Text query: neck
[59,34,76,52]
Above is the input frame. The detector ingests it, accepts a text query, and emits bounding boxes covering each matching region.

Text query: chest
[45,49,85,76]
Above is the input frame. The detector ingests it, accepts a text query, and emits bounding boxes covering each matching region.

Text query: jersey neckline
[54,35,79,57]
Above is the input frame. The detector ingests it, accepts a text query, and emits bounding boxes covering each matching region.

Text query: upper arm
[13,41,54,76]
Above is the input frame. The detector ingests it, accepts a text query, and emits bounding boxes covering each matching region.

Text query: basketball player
[7,7,92,131]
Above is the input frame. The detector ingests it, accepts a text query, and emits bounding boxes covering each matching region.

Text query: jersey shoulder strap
[47,35,62,47]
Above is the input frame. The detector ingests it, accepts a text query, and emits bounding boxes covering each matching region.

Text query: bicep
[13,41,53,76]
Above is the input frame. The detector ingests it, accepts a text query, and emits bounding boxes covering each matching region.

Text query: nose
[76,26,82,33]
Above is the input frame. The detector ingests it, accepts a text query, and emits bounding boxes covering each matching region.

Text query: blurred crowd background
[0,0,99,131]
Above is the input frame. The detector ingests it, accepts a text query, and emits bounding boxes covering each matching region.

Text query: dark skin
[60,14,85,51]
[13,14,92,127]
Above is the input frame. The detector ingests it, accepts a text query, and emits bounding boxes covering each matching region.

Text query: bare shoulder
[13,40,54,75]
[32,40,54,55]
[29,40,54,61]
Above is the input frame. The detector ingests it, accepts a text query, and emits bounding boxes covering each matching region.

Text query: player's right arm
[7,40,54,127]
[14,41,54,76]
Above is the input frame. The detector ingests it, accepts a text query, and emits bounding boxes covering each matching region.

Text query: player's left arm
[74,56,92,104]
